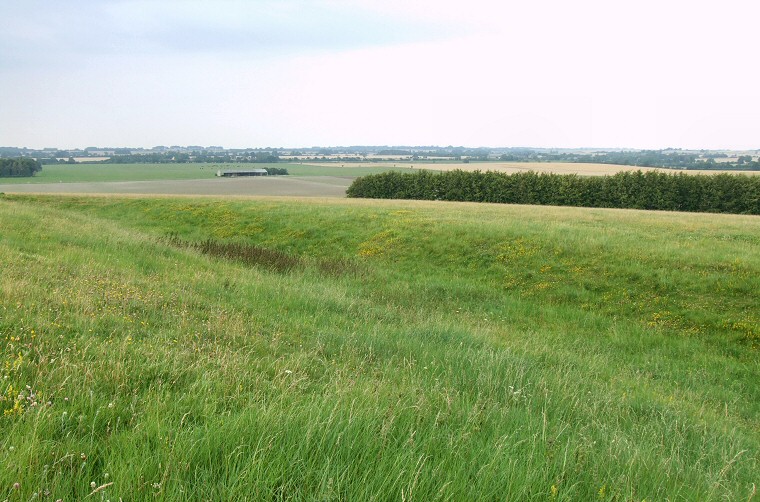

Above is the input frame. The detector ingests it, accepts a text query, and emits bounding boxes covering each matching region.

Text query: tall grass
[0,194,758,500]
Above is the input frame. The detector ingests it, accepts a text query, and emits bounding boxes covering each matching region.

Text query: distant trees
[0,158,42,177]
[346,170,760,215]
[102,151,281,164]
[264,167,288,175]
[737,155,753,165]
[377,149,413,155]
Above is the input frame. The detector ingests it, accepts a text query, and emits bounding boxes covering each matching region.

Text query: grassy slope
[0,163,424,184]
[1,194,758,500]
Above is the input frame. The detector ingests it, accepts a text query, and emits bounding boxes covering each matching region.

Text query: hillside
[1,194,758,500]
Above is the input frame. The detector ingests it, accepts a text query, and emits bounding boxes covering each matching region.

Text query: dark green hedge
[264,167,289,175]
[0,158,42,177]
[346,170,760,215]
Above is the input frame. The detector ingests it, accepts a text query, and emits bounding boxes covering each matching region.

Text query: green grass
[1,194,758,500]
[0,163,426,184]
[0,163,221,184]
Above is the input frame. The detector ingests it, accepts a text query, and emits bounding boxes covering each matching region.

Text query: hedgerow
[346,170,760,214]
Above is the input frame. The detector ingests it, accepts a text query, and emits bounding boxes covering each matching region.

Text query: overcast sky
[1,0,759,150]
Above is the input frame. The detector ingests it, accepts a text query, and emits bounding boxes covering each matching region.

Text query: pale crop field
[302,161,760,176]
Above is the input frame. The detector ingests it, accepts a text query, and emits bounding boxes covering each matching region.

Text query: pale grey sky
[1,0,759,150]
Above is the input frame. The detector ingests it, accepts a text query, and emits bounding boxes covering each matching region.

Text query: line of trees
[0,158,42,177]
[346,170,760,215]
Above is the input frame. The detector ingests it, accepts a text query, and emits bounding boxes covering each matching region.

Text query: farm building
[216,169,269,177]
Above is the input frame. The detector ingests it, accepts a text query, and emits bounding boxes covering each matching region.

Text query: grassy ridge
[1,194,758,500]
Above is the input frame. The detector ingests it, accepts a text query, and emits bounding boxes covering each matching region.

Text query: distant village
[0,145,503,164]
[0,145,758,170]
[0,145,561,163]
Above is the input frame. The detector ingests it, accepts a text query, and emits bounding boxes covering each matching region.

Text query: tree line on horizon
[496,150,760,171]
[3,146,758,172]
[346,170,760,215]
[98,151,281,164]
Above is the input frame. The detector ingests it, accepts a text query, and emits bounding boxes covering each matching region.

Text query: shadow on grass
[162,233,362,278]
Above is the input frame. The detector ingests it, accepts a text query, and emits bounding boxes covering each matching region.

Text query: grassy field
[1,194,758,500]
[0,163,422,185]
[0,163,223,184]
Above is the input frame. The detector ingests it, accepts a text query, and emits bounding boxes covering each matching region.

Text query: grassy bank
[1,194,758,500]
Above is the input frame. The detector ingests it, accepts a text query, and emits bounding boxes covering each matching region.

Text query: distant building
[216,169,269,177]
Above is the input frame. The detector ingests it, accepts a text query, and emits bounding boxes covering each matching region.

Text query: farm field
[303,161,760,176]
[1,194,759,500]
[0,163,421,185]
[0,176,353,197]
[0,163,225,184]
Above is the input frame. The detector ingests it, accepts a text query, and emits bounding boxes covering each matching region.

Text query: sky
[1,0,759,150]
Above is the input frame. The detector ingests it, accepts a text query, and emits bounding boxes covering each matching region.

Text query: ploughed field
[1,194,758,500]
[0,176,354,198]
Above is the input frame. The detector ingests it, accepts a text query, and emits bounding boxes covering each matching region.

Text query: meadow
[1,194,758,500]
